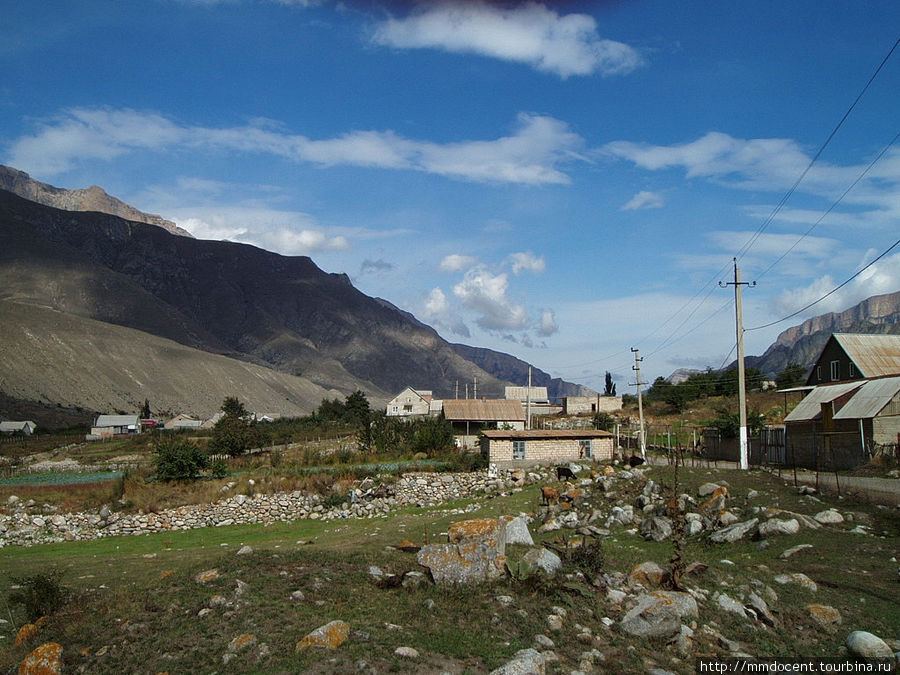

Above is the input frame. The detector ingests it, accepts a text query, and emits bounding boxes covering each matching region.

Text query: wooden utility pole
[526,366,532,430]
[631,348,646,459]
[720,258,755,470]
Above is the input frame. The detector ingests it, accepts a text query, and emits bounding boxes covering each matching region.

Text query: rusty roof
[834,333,900,377]
[442,399,524,421]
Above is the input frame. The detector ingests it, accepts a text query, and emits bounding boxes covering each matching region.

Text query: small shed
[0,420,37,435]
[90,414,141,439]
[481,429,615,467]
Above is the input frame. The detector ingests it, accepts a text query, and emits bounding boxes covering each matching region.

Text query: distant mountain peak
[0,164,192,237]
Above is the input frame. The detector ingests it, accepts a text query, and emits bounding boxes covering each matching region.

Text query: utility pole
[720,258,756,470]
[631,348,646,459]
[526,366,532,430]
[474,376,478,400]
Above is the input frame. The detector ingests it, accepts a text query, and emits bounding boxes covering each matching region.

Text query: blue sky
[2,1,899,393]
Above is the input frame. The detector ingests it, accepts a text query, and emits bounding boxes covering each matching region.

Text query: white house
[90,414,141,439]
[386,387,437,417]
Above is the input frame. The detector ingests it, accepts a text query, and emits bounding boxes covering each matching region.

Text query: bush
[8,570,70,622]
[155,438,209,481]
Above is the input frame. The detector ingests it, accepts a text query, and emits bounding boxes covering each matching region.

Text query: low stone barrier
[0,469,541,548]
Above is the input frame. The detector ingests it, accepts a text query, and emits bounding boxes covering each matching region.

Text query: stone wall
[0,469,539,549]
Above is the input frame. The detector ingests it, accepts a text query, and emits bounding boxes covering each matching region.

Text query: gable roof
[481,429,613,440]
[95,414,140,427]
[0,420,36,432]
[832,333,900,377]
[784,381,864,422]
[442,399,524,422]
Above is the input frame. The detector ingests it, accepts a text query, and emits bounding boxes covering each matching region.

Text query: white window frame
[512,440,526,460]
[579,439,592,459]
[830,360,840,381]
[848,362,856,378]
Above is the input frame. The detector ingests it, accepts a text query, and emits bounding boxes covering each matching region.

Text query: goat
[628,455,645,467]
[556,466,576,481]
[540,485,560,506]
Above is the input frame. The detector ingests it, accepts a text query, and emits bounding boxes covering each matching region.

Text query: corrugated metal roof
[833,375,900,420]
[95,414,140,427]
[784,381,864,422]
[834,333,900,377]
[442,399,524,421]
[482,429,613,439]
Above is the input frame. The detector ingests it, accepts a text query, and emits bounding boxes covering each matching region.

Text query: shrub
[155,438,209,481]
[8,570,70,622]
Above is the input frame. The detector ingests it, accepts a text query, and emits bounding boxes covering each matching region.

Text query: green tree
[776,362,806,388]
[603,372,617,397]
[411,416,455,454]
[343,390,371,427]
[662,383,691,413]
[209,396,268,457]
[155,438,209,480]
[593,412,615,431]
[140,398,151,419]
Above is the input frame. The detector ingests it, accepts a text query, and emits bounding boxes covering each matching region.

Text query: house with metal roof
[386,387,440,418]
[441,399,525,449]
[784,375,900,469]
[806,333,900,385]
[480,428,615,467]
[0,420,37,435]
[89,414,141,439]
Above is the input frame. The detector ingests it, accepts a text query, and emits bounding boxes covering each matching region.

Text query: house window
[816,366,822,382]
[512,440,526,460]
[849,362,856,378]
[830,360,840,381]
[579,439,592,459]
[403,405,413,412]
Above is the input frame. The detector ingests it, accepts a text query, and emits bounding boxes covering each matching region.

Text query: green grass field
[1,466,898,674]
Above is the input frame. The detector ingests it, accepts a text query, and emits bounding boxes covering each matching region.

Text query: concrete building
[563,395,623,415]
[386,387,441,417]
[89,414,140,439]
[442,399,525,449]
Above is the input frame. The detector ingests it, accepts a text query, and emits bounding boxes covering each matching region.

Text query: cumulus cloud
[621,190,664,211]
[371,1,644,78]
[452,266,529,331]
[440,254,478,271]
[360,258,395,275]
[7,107,584,185]
[538,309,558,336]
[422,286,471,337]
[508,251,545,274]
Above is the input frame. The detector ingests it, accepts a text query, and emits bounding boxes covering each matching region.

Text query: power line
[746,236,900,332]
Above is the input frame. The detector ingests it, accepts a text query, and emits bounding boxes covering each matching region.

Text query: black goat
[556,466,576,481]
[628,455,645,467]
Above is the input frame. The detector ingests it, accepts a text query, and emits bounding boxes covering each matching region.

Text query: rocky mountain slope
[744,291,900,377]
[0,299,341,418]
[0,165,191,237]
[0,188,522,412]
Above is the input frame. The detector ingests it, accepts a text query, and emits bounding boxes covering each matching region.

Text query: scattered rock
[236,545,253,555]
[394,646,419,659]
[759,518,800,537]
[193,569,220,584]
[490,648,546,674]
[640,516,673,542]
[780,544,813,559]
[774,573,817,592]
[715,592,748,618]
[15,622,41,647]
[620,591,698,639]
[806,604,841,630]
[418,518,507,585]
[19,642,63,675]
[504,516,534,546]
[629,561,671,588]
[296,620,351,652]
[522,548,562,576]
[709,518,759,543]
[814,509,844,525]
[845,631,894,659]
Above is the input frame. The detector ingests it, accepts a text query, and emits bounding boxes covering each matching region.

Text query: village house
[89,414,141,439]
[442,399,525,449]
[781,333,900,469]
[164,414,203,430]
[481,429,615,467]
[563,395,623,415]
[0,420,37,436]
[504,386,556,416]
[385,387,441,417]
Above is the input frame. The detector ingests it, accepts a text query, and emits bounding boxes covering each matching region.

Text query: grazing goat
[628,455,645,467]
[556,466,576,481]
[540,485,560,506]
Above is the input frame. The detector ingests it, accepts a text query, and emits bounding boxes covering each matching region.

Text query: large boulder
[296,620,350,652]
[845,631,894,659]
[522,547,562,576]
[19,642,63,675]
[418,518,507,585]
[620,591,698,639]
[640,516,673,542]
[490,648,546,674]
[759,518,800,537]
[503,516,534,546]
[709,518,759,543]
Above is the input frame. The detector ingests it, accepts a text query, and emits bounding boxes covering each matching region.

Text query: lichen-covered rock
[522,547,561,575]
[296,620,350,651]
[418,517,508,585]
[503,516,534,546]
[774,573,817,592]
[14,622,40,647]
[193,569,220,584]
[18,642,63,675]
[806,604,841,630]
[629,561,670,588]
[709,518,758,543]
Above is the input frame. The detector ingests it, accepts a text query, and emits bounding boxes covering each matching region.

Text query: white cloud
[508,251,546,274]
[7,107,584,185]
[440,254,478,272]
[453,266,529,331]
[538,309,558,336]
[422,287,470,337]
[174,206,349,255]
[621,190,664,211]
[371,1,644,78]
[769,252,900,320]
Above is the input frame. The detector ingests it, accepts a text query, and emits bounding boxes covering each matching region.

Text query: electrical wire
[746,236,900,332]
